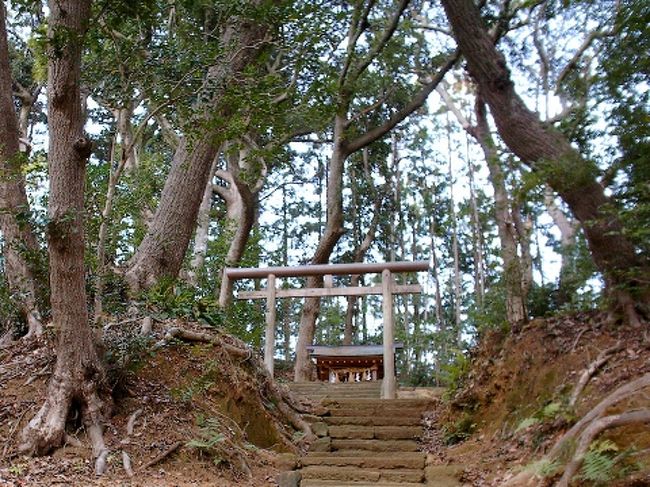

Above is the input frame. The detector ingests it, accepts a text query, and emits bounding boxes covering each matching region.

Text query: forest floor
[0,311,649,486]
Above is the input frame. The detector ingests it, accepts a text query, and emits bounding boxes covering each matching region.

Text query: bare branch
[346,0,411,87]
[345,51,459,154]
[436,81,473,131]
[339,0,378,87]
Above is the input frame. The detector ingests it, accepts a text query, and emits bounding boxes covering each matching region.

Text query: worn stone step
[301,481,424,487]
[425,465,464,486]
[301,466,425,483]
[328,407,424,418]
[323,398,433,408]
[331,438,420,452]
[289,385,382,391]
[301,452,426,469]
[325,415,422,426]
[329,425,423,440]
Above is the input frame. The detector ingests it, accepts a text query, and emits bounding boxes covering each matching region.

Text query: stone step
[328,407,424,418]
[301,465,425,483]
[289,384,382,391]
[302,393,381,399]
[325,415,422,426]
[323,398,433,408]
[331,438,420,452]
[301,481,424,487]
[328,425,423,440]
[301,452,426,469]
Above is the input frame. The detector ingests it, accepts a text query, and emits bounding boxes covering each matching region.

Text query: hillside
[0,321,312,486]
[424,312,650,486]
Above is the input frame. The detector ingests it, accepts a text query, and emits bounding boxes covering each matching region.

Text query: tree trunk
[20,0,109,468]
[544,186,580,305]
[438,84,528,325]
[466,147,485,307]
[125,7,270,294]
[343,150,382,345]
[0,3,43,337]
[441,0,649,322]
[187,157,219,286]
[294,115,347,382]
[215,140,265,306]
[446,115,462,339]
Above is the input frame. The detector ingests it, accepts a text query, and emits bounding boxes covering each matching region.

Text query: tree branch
[345,51,458,154]
[346,0,411,87]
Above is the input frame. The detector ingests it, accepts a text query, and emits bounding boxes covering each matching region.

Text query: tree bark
[441,0,649,322]
[0,3,43,337]
[125,5,270,293]
[187,157,219,287]
[20,0,109,467]
[294,115,347,382]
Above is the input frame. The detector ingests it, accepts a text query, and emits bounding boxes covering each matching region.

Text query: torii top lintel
[224,260,430,280]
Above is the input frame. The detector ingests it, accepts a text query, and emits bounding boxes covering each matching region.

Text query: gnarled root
[549,372,650,460]
[18,364,110,474]
[556,409,650,487]
[22,310,44,340]
[568,341,623,407]
[158,325,315,448]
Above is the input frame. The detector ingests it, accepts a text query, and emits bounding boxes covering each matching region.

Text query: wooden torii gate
[221,260,429,399]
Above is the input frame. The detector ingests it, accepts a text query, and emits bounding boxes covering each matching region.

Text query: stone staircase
[283,382,446,487]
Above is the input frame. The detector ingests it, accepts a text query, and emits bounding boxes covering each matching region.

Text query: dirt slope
[424,312,650,486]
[0,321,306,486]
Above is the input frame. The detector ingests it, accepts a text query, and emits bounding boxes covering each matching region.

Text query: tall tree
[124,1,273,293]
[441,0,649,324]
[294,0,456,380]
[0,2,43,338]
[20,0,108,468]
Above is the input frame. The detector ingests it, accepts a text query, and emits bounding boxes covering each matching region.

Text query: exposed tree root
[530,373,650,485]
[556,409,650,487]
[121,408,142,477]
[138,441,182,471]
[549,372,650,460]
[18,363,110,475]
[569,341,623,407]
[155,324,315,449]
[0,330,14,349]
[140,316,153,335]
[23,310,44,340]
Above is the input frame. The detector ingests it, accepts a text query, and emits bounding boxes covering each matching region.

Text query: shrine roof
[307,343,403,357]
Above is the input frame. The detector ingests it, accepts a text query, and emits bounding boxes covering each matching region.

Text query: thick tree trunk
[0,3,43,337]
[125,138,220,291]
[441,0,649,322]
[125,7,270,293]
[294,116,347,382]
[20,0,109,468]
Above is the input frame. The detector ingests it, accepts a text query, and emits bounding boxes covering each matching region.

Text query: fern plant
[577,440,639,486]
[186,416,227,465]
